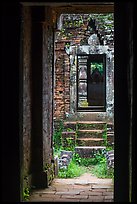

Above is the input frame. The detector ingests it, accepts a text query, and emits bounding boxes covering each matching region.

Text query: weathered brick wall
[22,6,32,187]
[54,14,114,121]
[54,41,70,120]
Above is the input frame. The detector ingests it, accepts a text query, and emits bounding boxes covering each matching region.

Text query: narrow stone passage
[29,173,114,202]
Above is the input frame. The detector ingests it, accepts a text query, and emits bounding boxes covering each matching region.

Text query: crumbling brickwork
[54,14,114,122]
[54,41,70,119]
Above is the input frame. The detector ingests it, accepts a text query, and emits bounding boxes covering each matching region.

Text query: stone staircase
[61,120,108,158]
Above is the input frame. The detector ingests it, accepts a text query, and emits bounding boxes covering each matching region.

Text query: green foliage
[91,162,114,179]
[91,62,103,74]
[80,100,89,107]
[53,120,64,151]
[23,175,31,201]
[58,13,113,41]
[73,151,114,179]
[106,146,113,151]
[66,128,74,132]
[53,120,114,180]
[58,151,114,179]
[73,151,106,166]
[23,187,30,201]
[64,137,76,151]
[53,120,77,152]
[58,160,86,178]
[91,162,107,178]
[88,13,114,31]
[103,130,107,146]
[63,15,84,29]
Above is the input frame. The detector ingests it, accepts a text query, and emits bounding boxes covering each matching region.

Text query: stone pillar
[42,6,55,186]
[31,6,48,188]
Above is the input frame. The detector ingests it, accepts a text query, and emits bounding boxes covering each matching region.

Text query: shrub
[58,160,86,178]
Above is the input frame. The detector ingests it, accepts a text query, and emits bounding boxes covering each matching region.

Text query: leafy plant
[23,187,30,201]
[80,100,89,107]
[53,119,114,180]
[53,120,64,151]
[91,62,104,74]
[64,137,75,151]
[103,130,107,146]
[58,160,86,178]
[91,161,114,179]
[58,151,114,179]
[73,151,106,166]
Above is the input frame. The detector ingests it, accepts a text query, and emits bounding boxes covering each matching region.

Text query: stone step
[107,129,114,146]
[107,133,114,138]
[62,120,108,150]
[63,121,106,131]
[62,131,105,147]
[76,138,105,146]
[77,138,104,141]
[66,112,107,121]
[63,121,77,131]
[62,131,76,148]
[75,146,106,158]
[78,124,106,131]
[64,120,106,124]
[77,121,106,124]
[107,131,114,136]
[78,129,105,138]
[62,129,105,138]
[62,131,76,136]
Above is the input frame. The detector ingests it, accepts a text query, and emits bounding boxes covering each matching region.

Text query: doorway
[52,11,114,202]
[77,54,106,111]
[2,1,134,202]
[18,1,132,202]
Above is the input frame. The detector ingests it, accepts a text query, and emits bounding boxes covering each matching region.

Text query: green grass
[23,187,30,201]
[58,160,87,178]
[58,152,114,179]
[53,121,114,180]
[91,162,114,179]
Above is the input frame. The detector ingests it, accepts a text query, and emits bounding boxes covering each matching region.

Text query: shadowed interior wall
[22,6,54,190]
[42,6,55,185]
[22,6,32,190]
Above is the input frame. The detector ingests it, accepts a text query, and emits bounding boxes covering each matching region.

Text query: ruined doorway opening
[77,53,106,111]
[53,12,114,201]
[54,12,114,119]
[19,1,134,202]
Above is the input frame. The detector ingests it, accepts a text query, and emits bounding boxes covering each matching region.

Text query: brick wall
[54,41,70,119]
[54,14,114,121]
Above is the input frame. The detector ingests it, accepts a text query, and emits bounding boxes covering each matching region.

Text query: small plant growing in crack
[23,187,30,201]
